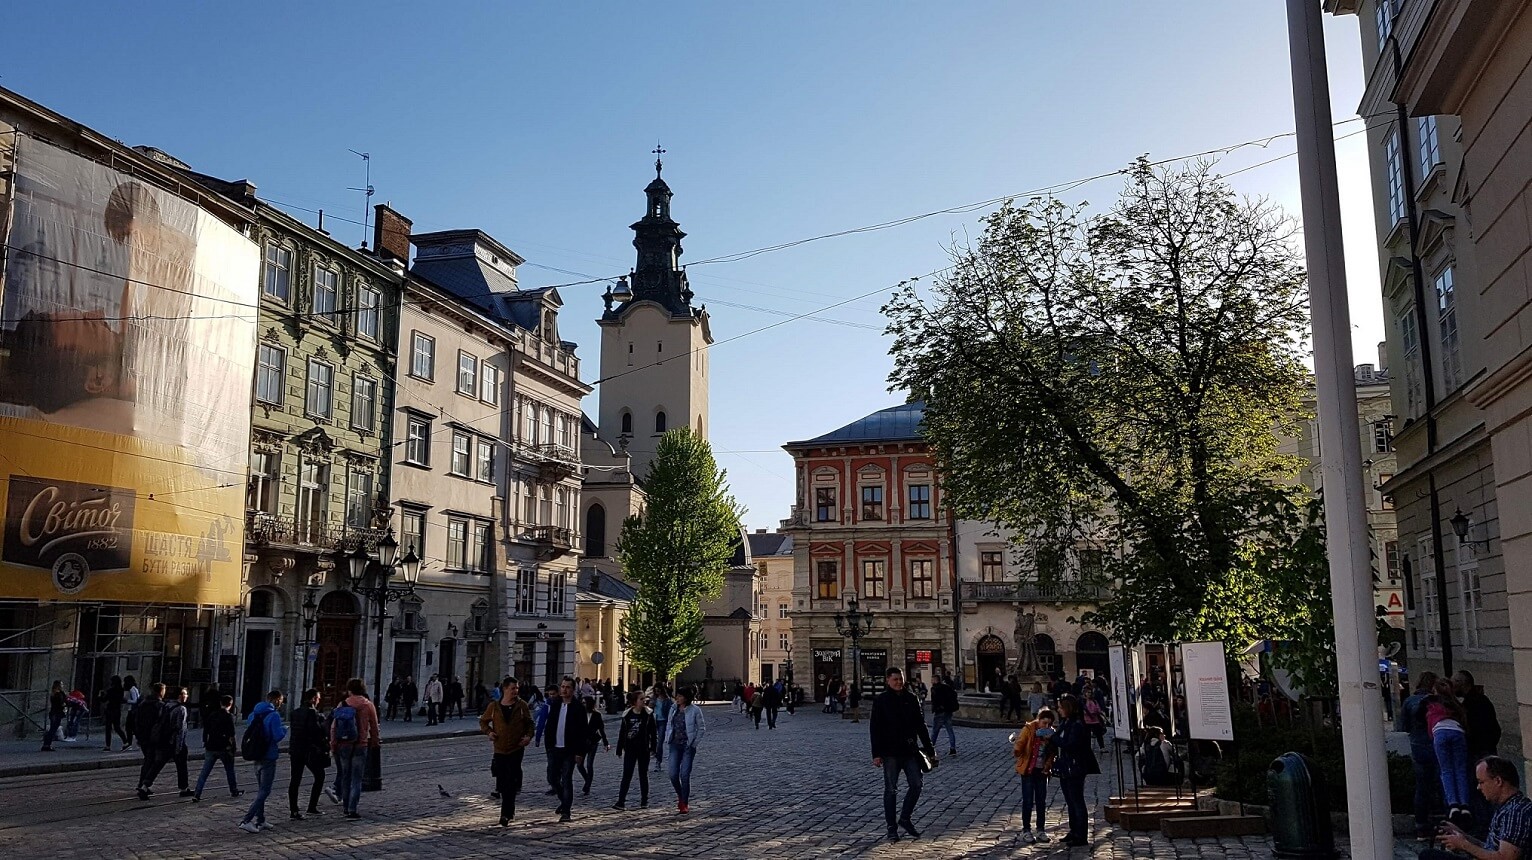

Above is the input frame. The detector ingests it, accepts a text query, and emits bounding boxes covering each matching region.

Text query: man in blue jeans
[1398,672,1442,840]
[331,678,382,819]
[240,689,287,833]
[930,673,959,756]
[870,667,932,842]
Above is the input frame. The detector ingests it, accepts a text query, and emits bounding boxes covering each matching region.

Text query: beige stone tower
[596,157,713,482]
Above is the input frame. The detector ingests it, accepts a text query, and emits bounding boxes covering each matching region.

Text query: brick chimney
[374,203,412,264]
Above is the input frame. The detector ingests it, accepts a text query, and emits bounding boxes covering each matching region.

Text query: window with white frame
[313,266,338,320]
[558,413,574,450]
[815,486,837,522]
[1375,0,1398,53]
[346,468,372,528]
[909,558,934,599]
[470,521,491,574]
[457,351,478,396]
[410,332,435,380]
[356,285,381,340]
[1435,267,1463,392]
[351,375,376,432]
[480,362,500,405]
[542,408,554,447]
[516,568,537,614]
[405,415,431,466]
[475,438,494,482]
[1373,420,1394,453]
[540,484,553,524]
[255,344,285,405]
[1418,116,1442,177]
[247,450,279,513]
[523,400,539,444]
[779,633,789,651]
[548,571,567,615]
[860,485,884,521]
[1460,549,1482,650]
[263,243,291,301]
[980,550,1005,582]
[450,431,472,476]
[522,479,538,526]
[861,559,886,598]
[401,509,425,557]
[446,517,468,569]
[1385,129,1407,225]
[554,486,568,530]
[1399,308,1424,417]
[779,602,788,619]
[1420,545,1439,651]
[305,359,333,419]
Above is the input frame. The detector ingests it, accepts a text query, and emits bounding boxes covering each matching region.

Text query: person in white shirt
[424,675,444,726]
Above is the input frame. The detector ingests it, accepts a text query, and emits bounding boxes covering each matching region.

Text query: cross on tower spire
[652,141,666,177]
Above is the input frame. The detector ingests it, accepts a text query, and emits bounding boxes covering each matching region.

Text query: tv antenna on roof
[347,149,373,249]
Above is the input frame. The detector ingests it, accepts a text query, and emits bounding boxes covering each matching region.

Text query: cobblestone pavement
[0,704,1420,858]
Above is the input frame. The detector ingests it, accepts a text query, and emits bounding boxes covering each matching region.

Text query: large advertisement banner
[1181,641,1234,741]
[0,136,257,604]
[1108,645,1132,740]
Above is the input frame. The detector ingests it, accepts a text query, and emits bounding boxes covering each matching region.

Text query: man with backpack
[138,686,192,800]
[239,689,287,833]
[133,683,167,798]
[330,677,380,819]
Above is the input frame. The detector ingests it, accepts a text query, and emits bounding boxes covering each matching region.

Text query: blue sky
[1,3,1378,529]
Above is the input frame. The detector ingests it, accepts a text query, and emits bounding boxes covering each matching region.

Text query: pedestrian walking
[385,678,401,722]
[99,675,129,751]
[1428,677,1473,822]
[663,686,705,814]
[479,676,534,826]
[533,686,552,747]
[447,676,465,720]
[749,686,765,729]
[869,667,932,842]
[1052,693,1101,847]
[139,686,192,799]
[40,680,65,752]
[931,673,959,757]
[613,691,657,810]
[288,688,329,819]
[579,696,609,795]
[122,675,142,750]
[1013,707,1057,843]
[402,676,418,722]
[64,688,88,741]
[330,678,381,819]
[651,684,673,774]
[545,677,591,822]
[424,674,444,726]
[238,689,287,833]
[193,694,241,801]
[763,680,783,729]
[132,683,166,795]
[1398,671,1441,839]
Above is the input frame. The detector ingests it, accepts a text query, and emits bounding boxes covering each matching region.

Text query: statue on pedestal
[1014,607,1042,677]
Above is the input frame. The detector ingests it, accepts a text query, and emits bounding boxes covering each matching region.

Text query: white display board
[1181,641,1234,741]
[1108,645,1132,740]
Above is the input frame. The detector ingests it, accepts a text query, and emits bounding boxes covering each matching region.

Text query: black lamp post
[618,633,628,691]
[300,589,319,691]
[833,590,874,723]
[342,530,419,791]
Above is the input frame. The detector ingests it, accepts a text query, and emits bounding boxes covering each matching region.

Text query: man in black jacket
[930,673,959,757]
[288,687,329,819]
[544,676,590,822]
[1454,669,1503,829]
[139,686,190,800]
[133,683,166,798]
[870,667,933,842]
[192,694,241,800]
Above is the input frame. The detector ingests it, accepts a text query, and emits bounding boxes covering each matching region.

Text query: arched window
[319,591,360,616]
[584,503,607,557]
[655,411,667,434]
[1034,634,1058,677]
[248,589,275,618]
[1076,631,1109,678]
[620,410,632,436]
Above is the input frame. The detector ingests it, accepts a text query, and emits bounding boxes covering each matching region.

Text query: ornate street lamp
[833,590,874,722]
[340,530,418,791]
[300,589,319,691]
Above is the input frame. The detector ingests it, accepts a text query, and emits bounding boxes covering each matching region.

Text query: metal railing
[960,580,1110,602]
[247,512,387,553]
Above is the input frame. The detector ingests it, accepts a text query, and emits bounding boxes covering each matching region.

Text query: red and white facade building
[782,402,956,703]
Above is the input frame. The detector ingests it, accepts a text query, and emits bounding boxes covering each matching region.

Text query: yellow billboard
[0,136,257,604]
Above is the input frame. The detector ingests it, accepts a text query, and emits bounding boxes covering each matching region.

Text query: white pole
[1284,2,1393,857]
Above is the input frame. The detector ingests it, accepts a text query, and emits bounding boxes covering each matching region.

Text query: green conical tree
[618,429,745,683]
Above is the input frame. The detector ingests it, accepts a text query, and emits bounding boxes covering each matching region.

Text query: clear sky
[1,2,1380,531]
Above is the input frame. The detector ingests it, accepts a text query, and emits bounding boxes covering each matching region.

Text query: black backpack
[154,703,182,749]
[240,712,269,761]
[133,698,164,744]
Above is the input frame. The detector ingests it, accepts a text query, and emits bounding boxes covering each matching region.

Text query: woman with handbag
[1011,707,1056,843]
[1050,694,1100,847]
[288,688,329,819]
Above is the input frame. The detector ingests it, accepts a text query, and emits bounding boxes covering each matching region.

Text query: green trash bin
[1267,752,1336,858]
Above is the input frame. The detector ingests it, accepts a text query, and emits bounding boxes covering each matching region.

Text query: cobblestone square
[0,704,1411,859]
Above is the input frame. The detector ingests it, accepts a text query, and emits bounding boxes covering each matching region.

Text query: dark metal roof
[576,567,638,602]
[786,401,926,447]
[746,532,792,557]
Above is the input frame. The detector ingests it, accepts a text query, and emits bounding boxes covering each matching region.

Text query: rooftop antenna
[347,149,373,249]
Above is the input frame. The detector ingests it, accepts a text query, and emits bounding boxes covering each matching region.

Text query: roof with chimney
[785,401,926,448]
[576,567,638,603]
[409,229,526,315]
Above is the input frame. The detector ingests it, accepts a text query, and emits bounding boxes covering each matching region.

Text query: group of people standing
[1399,669,1504,839]
[478,677,704,824]
[1009,695,1100,847]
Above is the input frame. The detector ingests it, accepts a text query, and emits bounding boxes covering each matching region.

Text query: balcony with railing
[960,579,1110,603]
[528,443,580,482]
[523,525,574,561]
[246,511,387,554]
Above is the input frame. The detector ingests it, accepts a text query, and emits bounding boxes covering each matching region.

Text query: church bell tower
[597,149,713,482]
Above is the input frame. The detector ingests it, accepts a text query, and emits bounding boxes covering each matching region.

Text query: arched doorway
[241,587,283,717]
[976,634,1006,692]
[1076,631,1109,679]
[1034,634,1058,678]
[314,591,360,706]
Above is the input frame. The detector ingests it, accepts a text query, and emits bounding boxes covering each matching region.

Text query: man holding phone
[1426,756,1532,860]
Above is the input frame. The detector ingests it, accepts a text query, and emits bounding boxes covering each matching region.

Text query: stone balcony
[959,580,1109,603]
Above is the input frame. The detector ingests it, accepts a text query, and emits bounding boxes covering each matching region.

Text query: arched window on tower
[584,503,607,558]
[655,411,667,434]
[620,411,632,436]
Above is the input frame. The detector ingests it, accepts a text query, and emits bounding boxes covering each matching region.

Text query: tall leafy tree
[618,428,745,682]
[884,159,1317,646]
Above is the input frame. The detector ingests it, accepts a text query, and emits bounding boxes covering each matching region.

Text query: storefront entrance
[314,592,360,706]
[976,634,1006,692]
